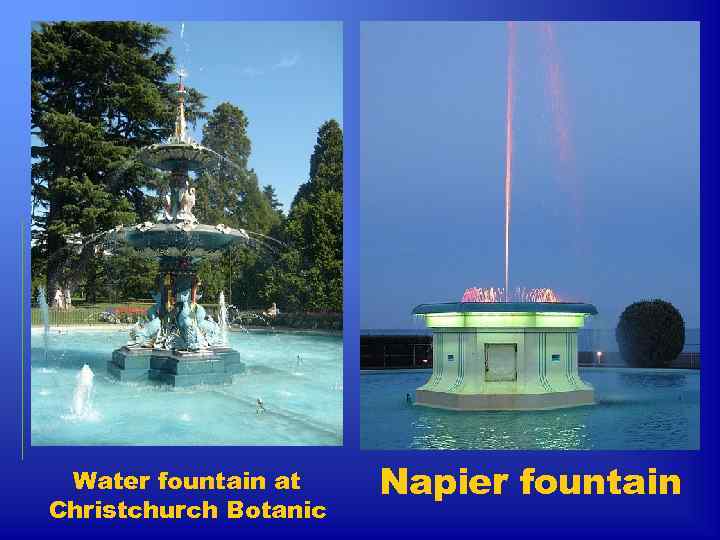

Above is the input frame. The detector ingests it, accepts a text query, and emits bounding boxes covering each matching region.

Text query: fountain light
[462,287,561,303]
[412,301,597,410]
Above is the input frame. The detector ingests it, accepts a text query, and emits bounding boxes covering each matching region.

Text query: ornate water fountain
[107,74,253,386]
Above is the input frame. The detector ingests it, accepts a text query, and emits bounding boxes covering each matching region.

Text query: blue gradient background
[1,0,716,537]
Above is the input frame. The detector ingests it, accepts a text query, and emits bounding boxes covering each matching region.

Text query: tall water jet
[541,22,573,166]
[411,23,597,411]
[70,364,95,419]
[464,24,570,302]
[504,22,517,300]
[37,287,50,364]
[540,22,584,251]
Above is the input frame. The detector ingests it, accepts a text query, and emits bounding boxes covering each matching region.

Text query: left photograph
[30,21,343,445]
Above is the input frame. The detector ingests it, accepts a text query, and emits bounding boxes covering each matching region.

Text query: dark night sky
[360,22,699,330]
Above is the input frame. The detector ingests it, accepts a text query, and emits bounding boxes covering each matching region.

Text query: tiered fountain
[107,73,252,386]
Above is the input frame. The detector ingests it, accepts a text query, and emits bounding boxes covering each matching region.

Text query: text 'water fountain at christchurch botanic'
[107,73,263,386]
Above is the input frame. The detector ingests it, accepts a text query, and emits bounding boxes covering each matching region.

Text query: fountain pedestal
[106,253,244,386]
[412,302,597,411]
[108,346,244,387]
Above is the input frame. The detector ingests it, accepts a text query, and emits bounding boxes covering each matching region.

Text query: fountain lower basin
[109,346,244,387]
[412,302,597,411]
[31,329,343,445]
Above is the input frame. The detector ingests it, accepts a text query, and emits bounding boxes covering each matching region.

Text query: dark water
[360,369,699,450]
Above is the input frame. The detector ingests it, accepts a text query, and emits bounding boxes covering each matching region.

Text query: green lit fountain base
[412,302,599,412]
[108,346,244,387]
[415,389,594,411]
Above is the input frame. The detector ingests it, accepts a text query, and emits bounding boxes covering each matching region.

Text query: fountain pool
[31,328,343,446]
[360,369,699,450]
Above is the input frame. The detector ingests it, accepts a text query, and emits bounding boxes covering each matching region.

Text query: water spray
[37,287,50,364]
[504,22,516,301]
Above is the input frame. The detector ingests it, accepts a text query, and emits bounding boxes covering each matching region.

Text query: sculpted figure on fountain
[128,290,163,347]
[177,181,198,223]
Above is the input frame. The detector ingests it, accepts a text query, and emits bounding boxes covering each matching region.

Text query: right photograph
[360,22,699,450]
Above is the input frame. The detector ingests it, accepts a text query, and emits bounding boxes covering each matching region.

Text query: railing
[30,303,154,326]
[30,303,234,326]
[578,328,700,354]
[361,335,433,369]
[683,352,701,369]
[360,332,701,370]
[30,303,343,330]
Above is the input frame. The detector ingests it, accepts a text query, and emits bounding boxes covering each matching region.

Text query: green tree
[194,102,278,232]
[32,21,206,300]
[194,102,281,306]
[263,184,284,218]
[194,102,249,228]
[104,249,159,301]
[616,299,686,368]
[292,119,343,205]
[264,120,343,312]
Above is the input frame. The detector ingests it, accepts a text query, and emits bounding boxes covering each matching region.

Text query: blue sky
[159,21,342,210]
[361,22,699,330]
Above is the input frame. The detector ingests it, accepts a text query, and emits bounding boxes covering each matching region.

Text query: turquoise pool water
[360,369,699,450]
[32,329,343,446]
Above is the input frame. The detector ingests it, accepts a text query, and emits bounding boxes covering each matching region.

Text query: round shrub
[615,299,685,368]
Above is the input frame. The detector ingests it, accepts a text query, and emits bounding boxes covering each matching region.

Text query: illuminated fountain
[413,295,596,411]
[412,24,596,411]
[106,72,259,386]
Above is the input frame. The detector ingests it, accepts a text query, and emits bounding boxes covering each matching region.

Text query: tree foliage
[32,23,343,316]
[263,185,284,217]
[616,299,685,368]
[31,21,205,299]
[263,120,343,312]
[193,102,282,307]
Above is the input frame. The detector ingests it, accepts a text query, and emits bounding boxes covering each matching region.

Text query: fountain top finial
[174,70,189,143]
[137,69,220,171]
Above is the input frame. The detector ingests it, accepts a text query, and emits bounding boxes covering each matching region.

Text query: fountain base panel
[108,346,244,387]
[415,389,594,411]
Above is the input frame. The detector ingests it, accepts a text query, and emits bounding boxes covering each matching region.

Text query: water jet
[411,24,597,411]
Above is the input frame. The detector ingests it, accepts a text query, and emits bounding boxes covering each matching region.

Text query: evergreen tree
[194,102,281,307]
[194,102,278,232]
[264,120,343,312]
[292,119,343,206]
[31,21,206,300]
[31,23,343,316]
[263,184,284,218]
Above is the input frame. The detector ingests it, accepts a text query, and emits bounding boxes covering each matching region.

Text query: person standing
[53,288,64,310]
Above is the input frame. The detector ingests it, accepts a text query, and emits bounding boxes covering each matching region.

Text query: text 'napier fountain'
[107,72,258,386]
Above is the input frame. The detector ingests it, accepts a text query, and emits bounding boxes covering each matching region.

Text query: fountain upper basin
[413,302,598,329]
[113,223,251,257]
[138,143,220,171]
